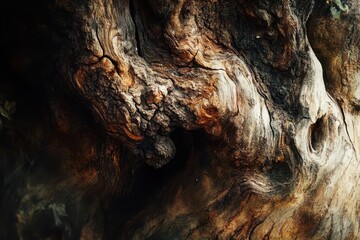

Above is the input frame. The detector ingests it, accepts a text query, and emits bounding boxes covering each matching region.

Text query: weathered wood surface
[1,0,359,239]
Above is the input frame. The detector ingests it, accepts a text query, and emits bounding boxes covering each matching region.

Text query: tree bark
[1,0,359,239]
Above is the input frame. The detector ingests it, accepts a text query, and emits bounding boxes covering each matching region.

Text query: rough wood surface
[1,0,359,239]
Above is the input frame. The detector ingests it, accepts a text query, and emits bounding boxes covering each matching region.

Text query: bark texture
[1,0,359,239]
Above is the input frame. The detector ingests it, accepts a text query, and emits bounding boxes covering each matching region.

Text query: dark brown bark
[1,0,359,239]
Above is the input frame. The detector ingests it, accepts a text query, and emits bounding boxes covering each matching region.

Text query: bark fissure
[338,102,357,157]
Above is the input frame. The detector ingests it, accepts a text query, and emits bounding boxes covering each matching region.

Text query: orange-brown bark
[1,0,359,239]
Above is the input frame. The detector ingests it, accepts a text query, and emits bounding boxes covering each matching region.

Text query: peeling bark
[1,0,360,239]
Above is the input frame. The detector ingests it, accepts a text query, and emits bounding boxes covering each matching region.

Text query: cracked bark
[1,0,360,239]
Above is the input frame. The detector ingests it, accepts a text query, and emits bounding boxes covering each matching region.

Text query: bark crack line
[264,100,275,139]
[248,218,267,240]
[129,0,143,57]
[338,102,357,160]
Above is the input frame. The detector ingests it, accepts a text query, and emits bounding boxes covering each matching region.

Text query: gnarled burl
[1,0,359,239]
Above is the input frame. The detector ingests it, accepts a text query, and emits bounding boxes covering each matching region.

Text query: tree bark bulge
[1,0,360,239]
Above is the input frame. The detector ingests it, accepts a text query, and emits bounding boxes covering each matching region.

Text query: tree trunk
[1,0,359,239]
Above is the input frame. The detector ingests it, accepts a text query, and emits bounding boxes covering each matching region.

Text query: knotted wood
[1,0,359,239]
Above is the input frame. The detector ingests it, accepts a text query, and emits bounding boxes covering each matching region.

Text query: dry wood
[1,0,359,239]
